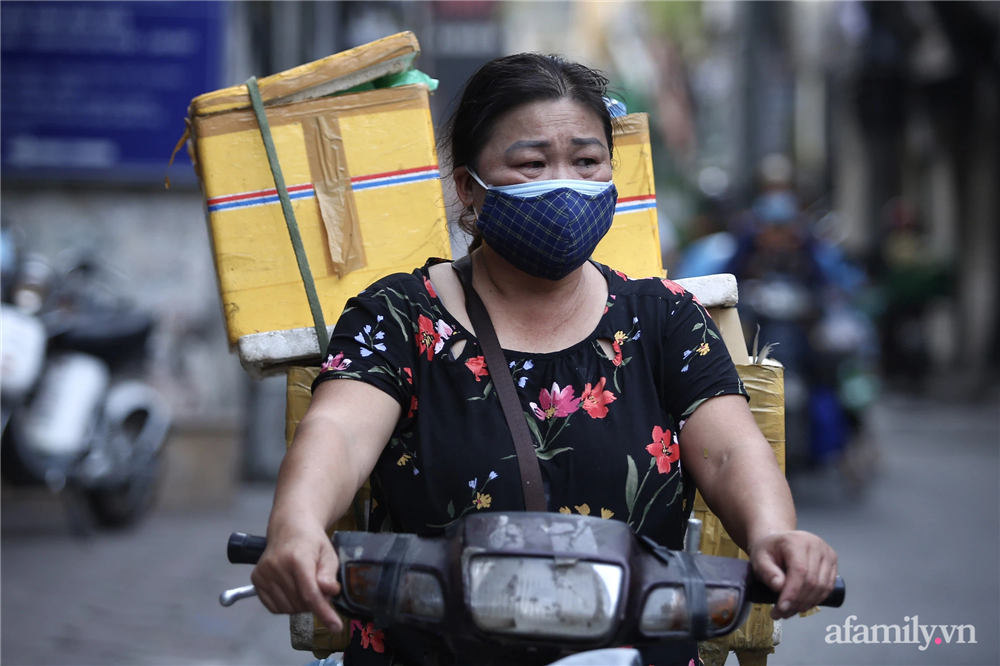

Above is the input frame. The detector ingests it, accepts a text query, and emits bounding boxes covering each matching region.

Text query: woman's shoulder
[601,263,694,306]
[355,258,445,303]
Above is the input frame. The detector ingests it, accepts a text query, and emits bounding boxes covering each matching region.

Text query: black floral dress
[313,258,748,666]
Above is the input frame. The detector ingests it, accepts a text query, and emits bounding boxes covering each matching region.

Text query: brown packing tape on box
[307,114,366,276]
[697,363,784,658]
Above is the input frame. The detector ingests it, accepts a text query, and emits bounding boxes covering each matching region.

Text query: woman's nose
[547,163,578,180]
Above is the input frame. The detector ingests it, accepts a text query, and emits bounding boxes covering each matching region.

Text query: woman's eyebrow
[504,137,605,155]
[504,139,550,155]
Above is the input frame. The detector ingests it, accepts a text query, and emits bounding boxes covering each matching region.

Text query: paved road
[1,486,296,666]
[772,392,1000,666]
[2,392,997,666]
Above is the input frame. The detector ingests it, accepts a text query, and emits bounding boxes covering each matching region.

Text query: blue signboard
[1,1,223,184]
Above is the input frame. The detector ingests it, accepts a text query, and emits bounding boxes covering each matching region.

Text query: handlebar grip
[228,532,267,564]
[746,575,845,608]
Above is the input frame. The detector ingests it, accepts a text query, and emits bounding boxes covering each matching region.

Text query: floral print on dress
[416,314,445,360]
[624,425,686,534]
[465,355,489,381]
[530,383,581,421]
[646,426,680,474]
[677,294,719,373]
[581,377,616,419]
[350,619,385,653]
[511,359,533,388]
[599,316,641,391]
[354,318,387,358]
[320,351,351,373]
[558,503,615,519]
[423,275,438,299]
[524,382,583,460]
[428,471,499,528]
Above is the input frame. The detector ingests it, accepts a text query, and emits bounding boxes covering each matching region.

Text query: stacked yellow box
[593,113,663,278]
[187,33,450,373]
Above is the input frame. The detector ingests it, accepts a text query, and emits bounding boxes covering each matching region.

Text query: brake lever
[220,584,258,607]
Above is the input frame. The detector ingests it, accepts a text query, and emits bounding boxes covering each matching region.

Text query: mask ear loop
[465,167,490,219]
[466,167,491,191]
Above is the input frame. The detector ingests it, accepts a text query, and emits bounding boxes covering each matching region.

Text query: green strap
[245,77,329,354]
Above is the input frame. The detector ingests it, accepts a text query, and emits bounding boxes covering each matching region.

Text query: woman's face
[455,98,612,212]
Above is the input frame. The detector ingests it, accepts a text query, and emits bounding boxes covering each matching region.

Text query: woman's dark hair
[442,53,615,246]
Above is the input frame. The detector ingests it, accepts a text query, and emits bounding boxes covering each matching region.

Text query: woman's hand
[749,530,838,620]
[251,379,400,633]
[250,520,344,632]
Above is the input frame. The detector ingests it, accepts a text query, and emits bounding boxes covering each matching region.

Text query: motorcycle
[0,235,171,528]
[219,513,845,665]
[726,200,880,487]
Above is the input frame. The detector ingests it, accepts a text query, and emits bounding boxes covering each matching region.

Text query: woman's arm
[678,394,837,619]
[251,378,401,631]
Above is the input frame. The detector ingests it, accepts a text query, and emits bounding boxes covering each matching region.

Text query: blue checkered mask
[468,168,618,280]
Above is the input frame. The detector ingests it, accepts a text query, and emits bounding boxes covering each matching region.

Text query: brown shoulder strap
[452,255,548,512]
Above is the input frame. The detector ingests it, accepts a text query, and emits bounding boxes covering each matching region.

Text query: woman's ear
[453,165,476,208]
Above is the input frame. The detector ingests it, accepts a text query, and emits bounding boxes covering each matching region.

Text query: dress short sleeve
[658,280,748,425]
[312,278,417,410]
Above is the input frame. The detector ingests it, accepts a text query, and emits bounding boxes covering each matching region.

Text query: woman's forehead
[489,98,607,149]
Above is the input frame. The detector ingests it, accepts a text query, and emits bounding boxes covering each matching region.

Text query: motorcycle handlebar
[224,532,845,608]
[747,574,846,608]
[227,532,268,564]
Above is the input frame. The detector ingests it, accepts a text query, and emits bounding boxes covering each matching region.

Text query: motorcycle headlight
[467,556,623,639]
[640,586,743,636]
[343,563,445,621]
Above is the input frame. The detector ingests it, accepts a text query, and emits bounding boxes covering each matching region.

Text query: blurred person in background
[726,155,825,290]
[672,196,738,280]
[725,156,878,486]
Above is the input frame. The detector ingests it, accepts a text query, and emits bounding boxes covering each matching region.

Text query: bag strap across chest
[452,255,548,512]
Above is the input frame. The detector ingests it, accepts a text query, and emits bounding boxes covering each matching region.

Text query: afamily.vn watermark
[826,615,977,650]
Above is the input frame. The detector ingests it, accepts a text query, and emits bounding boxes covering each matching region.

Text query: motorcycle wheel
[86,449,163,527]
[86,383,171,528]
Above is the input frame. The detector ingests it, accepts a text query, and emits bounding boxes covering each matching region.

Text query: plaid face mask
[468,169,618,280]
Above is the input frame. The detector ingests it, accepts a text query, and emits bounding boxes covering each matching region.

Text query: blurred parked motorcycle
[0,230,171,528]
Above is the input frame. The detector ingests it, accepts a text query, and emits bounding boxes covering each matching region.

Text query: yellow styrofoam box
[192,85,450,346]
[594,113,662,279]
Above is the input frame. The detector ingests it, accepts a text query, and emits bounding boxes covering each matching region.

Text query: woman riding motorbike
[250,54,838,666]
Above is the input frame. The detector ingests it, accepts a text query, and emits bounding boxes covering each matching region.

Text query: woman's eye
[576,158,597,167]
[520,161,544,169]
